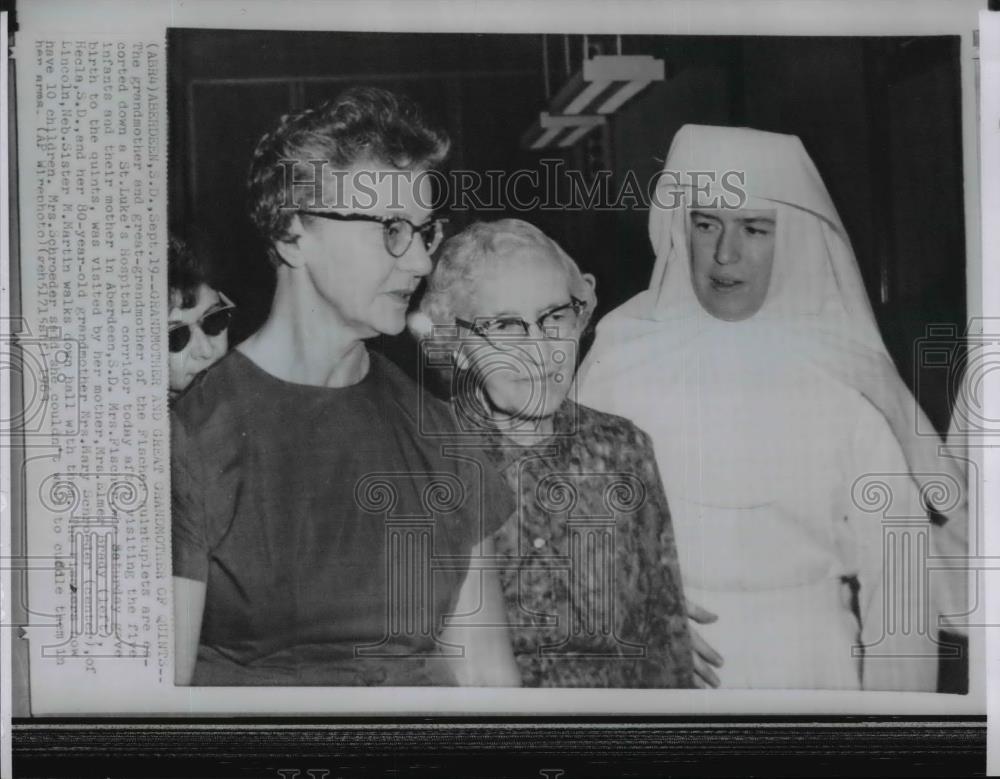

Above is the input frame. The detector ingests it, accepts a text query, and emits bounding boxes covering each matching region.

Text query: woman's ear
[581,273,598,310]
[273,215,308,269]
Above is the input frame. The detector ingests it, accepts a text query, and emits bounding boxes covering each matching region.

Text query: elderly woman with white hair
[411,218,696,688]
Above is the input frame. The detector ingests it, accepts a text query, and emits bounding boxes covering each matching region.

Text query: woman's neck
[489,410,556,446]
[238,270,371,388]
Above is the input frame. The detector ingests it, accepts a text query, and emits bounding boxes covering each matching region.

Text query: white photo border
[7,0,995,774]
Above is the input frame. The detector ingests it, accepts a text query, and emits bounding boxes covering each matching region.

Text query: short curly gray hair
[248,87,450,268]
[413,219,597,336]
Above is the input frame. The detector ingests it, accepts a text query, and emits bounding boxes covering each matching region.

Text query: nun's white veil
[578,125,967,690]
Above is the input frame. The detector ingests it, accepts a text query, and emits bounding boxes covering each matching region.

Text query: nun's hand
[686,598,723,689]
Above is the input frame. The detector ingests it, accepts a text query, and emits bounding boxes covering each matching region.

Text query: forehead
[690,208,777,223]
[323,160,433,220]
[168,283,221,322]
[473,248,572,312]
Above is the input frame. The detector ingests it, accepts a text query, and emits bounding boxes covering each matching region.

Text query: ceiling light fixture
[522,37,665,150]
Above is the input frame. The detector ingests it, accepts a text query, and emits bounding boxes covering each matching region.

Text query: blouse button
[533,537,546,549]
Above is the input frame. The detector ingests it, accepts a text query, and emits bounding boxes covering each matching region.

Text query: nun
[578,125,967,690]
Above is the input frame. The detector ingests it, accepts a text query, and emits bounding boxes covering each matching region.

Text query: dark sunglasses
[168,295,236,353]
[296,210,448,258]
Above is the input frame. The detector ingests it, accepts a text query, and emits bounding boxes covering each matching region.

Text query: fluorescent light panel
[597,79,652,114]
[563,79,612,115]
[522,55,664,149]
[558,124,599,147]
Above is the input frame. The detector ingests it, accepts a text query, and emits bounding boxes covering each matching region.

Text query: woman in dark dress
[171,89,517,687]
[411,219,695,688]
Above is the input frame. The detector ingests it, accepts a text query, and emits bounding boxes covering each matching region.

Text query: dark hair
[168,234,215,310]
[247,87,451,267]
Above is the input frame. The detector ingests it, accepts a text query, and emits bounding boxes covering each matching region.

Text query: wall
[168,31,966,431]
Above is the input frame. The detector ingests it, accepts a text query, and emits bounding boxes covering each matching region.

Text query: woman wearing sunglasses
[167,235,234,402]
[170,88,517,687]
[410,219,695,688]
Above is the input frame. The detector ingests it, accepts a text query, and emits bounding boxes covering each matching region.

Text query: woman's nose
[397,239,434,276]
[715,228,740,265]
[189,325,214,359]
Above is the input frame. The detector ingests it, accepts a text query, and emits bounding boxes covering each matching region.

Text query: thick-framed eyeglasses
[168,293,236,353]
[455,297,587,346]
[297,210,448,258]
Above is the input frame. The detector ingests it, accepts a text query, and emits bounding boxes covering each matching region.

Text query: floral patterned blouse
[481,400,694,688]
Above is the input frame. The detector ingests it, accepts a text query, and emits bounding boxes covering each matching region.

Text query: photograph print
[166,27,971,693]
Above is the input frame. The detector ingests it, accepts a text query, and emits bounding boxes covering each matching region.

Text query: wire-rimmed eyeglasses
[297,210,448,258]
[455,297,587,346]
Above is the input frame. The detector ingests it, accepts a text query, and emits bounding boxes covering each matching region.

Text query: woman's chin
[371,312,408,337]
[490,393,566,429]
